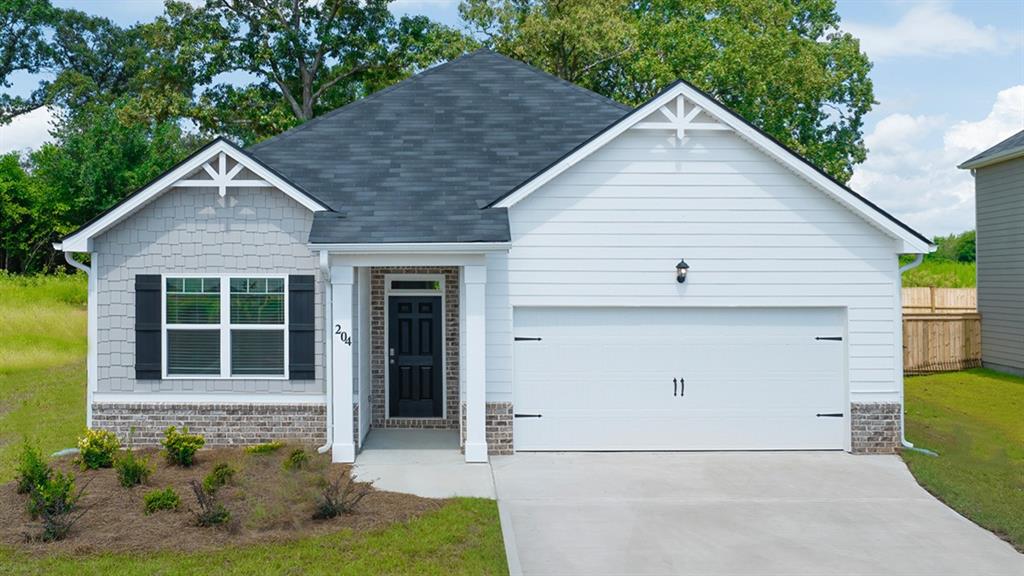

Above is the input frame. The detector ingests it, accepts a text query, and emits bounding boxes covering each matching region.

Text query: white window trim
[162,273,289,380]
[383,273,447,420]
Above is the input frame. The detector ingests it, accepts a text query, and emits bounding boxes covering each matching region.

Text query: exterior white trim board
[92,393,326,404]
[314,242,510,253]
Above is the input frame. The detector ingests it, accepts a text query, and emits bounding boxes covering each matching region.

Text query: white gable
[493,82,932,254]
[58,139,327,253]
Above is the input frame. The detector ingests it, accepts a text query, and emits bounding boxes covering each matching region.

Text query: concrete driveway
[491,452,1024,576]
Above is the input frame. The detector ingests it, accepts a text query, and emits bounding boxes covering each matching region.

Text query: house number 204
[334,325,352,346]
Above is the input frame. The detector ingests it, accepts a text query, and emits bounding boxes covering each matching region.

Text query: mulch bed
[0,445,444,555]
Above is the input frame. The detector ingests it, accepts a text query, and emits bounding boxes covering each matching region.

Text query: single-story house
[55,50,933,463]
[959,131,1024,376]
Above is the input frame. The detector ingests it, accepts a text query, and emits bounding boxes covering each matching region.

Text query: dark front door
[388,296,443,418]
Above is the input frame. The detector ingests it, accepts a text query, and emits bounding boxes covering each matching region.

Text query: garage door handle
[514,413,542,418]
[815,336,843,341]
[514,337,542,341]
[816,413,844,418]
[673,378,677,396]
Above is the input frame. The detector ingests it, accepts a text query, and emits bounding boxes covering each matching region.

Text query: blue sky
[2,0,1022,237]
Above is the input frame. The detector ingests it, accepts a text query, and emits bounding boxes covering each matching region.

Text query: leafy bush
[161,426,205,466]
[283,448,308,471]
[114,450,152,488]
[143,488,180,514]
[312,471,372,520]
[16,441,52,494]
[28,471,86,541]
[244,441,284,455]
[189,480,229,526]
[202,463,236,493]
[77,429,121,469]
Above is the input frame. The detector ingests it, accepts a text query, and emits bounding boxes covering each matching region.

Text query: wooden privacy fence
[902,287,977,314]
[902,287,981,375]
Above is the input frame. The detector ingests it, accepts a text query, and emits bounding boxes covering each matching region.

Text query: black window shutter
[135,274,162,380]
[289,275,315,380]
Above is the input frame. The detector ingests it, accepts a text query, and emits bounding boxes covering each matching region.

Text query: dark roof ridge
[249,50,488,152]
[475,49,632,113]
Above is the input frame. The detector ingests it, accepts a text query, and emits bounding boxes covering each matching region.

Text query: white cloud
[851,86,1024,236]
[846,3,1013,59]
[0,106,56,155]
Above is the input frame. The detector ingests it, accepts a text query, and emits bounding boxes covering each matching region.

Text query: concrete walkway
[491,452,1024,576]
[352,429,494,498]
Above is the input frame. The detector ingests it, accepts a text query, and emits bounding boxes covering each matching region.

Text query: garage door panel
[513,307,846,451]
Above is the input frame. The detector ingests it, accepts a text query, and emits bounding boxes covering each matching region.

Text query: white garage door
[513,307,847,451]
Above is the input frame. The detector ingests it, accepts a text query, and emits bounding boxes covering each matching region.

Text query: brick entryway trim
[370,267,460,430]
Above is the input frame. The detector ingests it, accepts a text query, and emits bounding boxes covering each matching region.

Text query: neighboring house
[959,132,1024,377]
[55,50,933,463]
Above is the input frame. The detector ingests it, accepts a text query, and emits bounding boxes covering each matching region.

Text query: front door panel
[388,296,443,418]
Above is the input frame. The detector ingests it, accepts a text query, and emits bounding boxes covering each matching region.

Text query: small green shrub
[28,471,86,541]
[114,450,152,488]
[313,471,371,520]
[283,448,308,471]
[143,488,180,514]
[77,429,121,469]
[189,480,229,526]
[244,440,284,455]
[16,441,52,494]
[202,463,236,493]
[161,426,205,466]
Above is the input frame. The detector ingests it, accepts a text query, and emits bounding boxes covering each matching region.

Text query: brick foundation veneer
[92,403,327,446]
[460,401,514,455]
[370,266,460,430]
[850,402,901,454]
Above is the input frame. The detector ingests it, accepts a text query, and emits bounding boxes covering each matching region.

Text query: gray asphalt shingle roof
[959,129,1024,169]
[247,49,630,244]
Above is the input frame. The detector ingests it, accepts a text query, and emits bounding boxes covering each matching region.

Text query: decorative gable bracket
[173,151,275,197]
[633,94,730,140]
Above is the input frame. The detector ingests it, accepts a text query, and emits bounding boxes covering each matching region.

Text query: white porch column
[464,264,489,462]
[330,265,356,462]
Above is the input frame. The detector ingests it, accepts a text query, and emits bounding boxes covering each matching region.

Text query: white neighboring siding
[485,128,901,404]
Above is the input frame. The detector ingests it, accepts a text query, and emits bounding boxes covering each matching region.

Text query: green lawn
[902,260,976,288]
[0,273,88,481]
[0,274,507,574]
[903,369,1024,551]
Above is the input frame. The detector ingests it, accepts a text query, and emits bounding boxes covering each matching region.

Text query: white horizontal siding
[485,128,901,404]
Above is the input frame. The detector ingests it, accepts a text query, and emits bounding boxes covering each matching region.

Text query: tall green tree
[168,0,474,142]
[461,0,875,183]
[0,0,54,122]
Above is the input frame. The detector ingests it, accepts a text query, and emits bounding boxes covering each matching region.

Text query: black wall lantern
[675,259,690,283]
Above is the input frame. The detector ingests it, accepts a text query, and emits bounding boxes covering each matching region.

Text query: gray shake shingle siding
[248,49,629,245]
[973,156,1024,375]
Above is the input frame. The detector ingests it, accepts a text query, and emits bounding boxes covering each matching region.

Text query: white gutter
[308,242,510,254]
[63,251,94,429]
[316,250,333,454]
[898,254,925,451]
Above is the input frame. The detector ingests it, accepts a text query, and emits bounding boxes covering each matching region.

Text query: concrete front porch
[353,429,494,498]
[320,251,497,464]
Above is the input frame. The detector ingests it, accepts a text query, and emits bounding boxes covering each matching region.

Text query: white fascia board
[958,146,1024,170]
[312,242,511,254]
[495,82,932,254]
[59,139,327,253]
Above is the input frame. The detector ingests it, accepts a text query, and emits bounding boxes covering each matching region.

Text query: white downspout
[898,254,924,450]
[63,250,95,429]
[317,250,333,454]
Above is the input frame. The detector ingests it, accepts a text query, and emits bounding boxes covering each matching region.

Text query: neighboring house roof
[247,49,629,245]
[959,129,1024,169]
[491,79,934,252]
[57,138,328,252]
